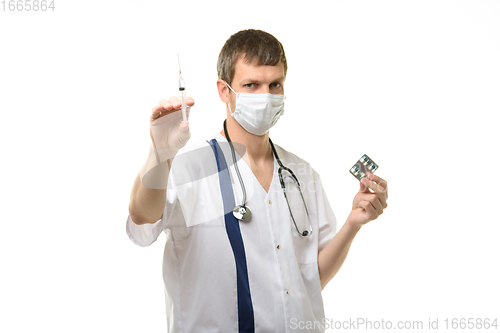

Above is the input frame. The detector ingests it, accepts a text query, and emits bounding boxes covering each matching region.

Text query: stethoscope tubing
[222,119,313,236]
[224,120,247,206]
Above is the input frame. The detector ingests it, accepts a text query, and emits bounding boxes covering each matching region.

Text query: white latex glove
[150,96,193,161]
[139,96,194,189]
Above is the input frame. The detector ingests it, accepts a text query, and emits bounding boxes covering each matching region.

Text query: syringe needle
[177,53,182,74]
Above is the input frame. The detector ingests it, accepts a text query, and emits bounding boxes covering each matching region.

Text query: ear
[217,79,230,104]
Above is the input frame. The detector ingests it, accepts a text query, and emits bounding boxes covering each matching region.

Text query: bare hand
[347,172,388,228]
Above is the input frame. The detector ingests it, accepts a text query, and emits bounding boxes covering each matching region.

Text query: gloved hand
[150,96,195,161]
[139,96,195,189]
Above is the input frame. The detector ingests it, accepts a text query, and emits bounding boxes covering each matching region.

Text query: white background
[1,0,499,332]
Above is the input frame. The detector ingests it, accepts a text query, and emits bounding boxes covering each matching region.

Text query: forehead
[232,57,285,83]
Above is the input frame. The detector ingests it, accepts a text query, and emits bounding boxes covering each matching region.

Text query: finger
[151,103,172,121]
[168,96,181,109]
[185,96,195,107]
[156,99,173,111]
[151,105,166,120]
[358,200,379,220]
[367,173,388,193]
[376,192,388,209]
[151,105,163,114]
[167,121,191,151]
[359,177,375,193]
[361,177,386,195]
[357,193,384,214]
[368,194,384,215]
[368,172,388,202]
[359,178,369,193]
[178,121,191,143]
[376,187,388,209]
[361,178,388,208]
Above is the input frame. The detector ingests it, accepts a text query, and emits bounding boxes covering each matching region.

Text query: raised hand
[150,96,195,155]
[347,172,389,228]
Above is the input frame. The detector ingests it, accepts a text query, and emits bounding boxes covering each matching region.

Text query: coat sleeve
[313,170,338,253]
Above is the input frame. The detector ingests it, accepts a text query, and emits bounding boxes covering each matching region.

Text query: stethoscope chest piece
[233,205,252,220]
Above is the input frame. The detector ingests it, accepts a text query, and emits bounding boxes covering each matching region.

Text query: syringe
[177,53,187,122]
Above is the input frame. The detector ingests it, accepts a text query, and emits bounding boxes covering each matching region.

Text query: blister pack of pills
[350,154,378,180]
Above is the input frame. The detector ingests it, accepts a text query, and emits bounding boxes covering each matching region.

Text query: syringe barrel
[179,89,187,122]
[178,75,185,91]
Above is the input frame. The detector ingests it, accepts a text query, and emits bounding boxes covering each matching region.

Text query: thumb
[178,121,191,144]
[179,120,189,132]
[358,177,369,193]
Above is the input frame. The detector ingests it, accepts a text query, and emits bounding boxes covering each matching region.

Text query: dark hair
[217,29,287,86]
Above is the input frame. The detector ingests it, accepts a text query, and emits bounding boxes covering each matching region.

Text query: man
[127,29,388,333]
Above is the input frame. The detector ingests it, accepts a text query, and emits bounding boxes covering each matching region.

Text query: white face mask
[226,83,286,136]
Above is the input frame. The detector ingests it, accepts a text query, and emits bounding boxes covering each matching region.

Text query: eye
[245,83,254,88]
[270,82,282,88]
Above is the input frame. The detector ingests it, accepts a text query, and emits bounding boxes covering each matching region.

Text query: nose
[260,86,270,94]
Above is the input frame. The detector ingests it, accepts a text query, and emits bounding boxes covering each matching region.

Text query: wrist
[138,142,175,190]
[345,214,364,233]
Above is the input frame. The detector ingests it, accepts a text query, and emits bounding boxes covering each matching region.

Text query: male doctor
[127,29,388,333]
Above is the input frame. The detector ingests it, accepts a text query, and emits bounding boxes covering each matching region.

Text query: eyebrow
[241,76,286,83]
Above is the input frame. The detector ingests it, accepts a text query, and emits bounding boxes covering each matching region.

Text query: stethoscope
[223,119,313,236]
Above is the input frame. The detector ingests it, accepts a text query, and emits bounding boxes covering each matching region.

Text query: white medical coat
[126,132,337,333]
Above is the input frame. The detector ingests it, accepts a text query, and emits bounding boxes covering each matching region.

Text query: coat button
[277,245,280,249]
